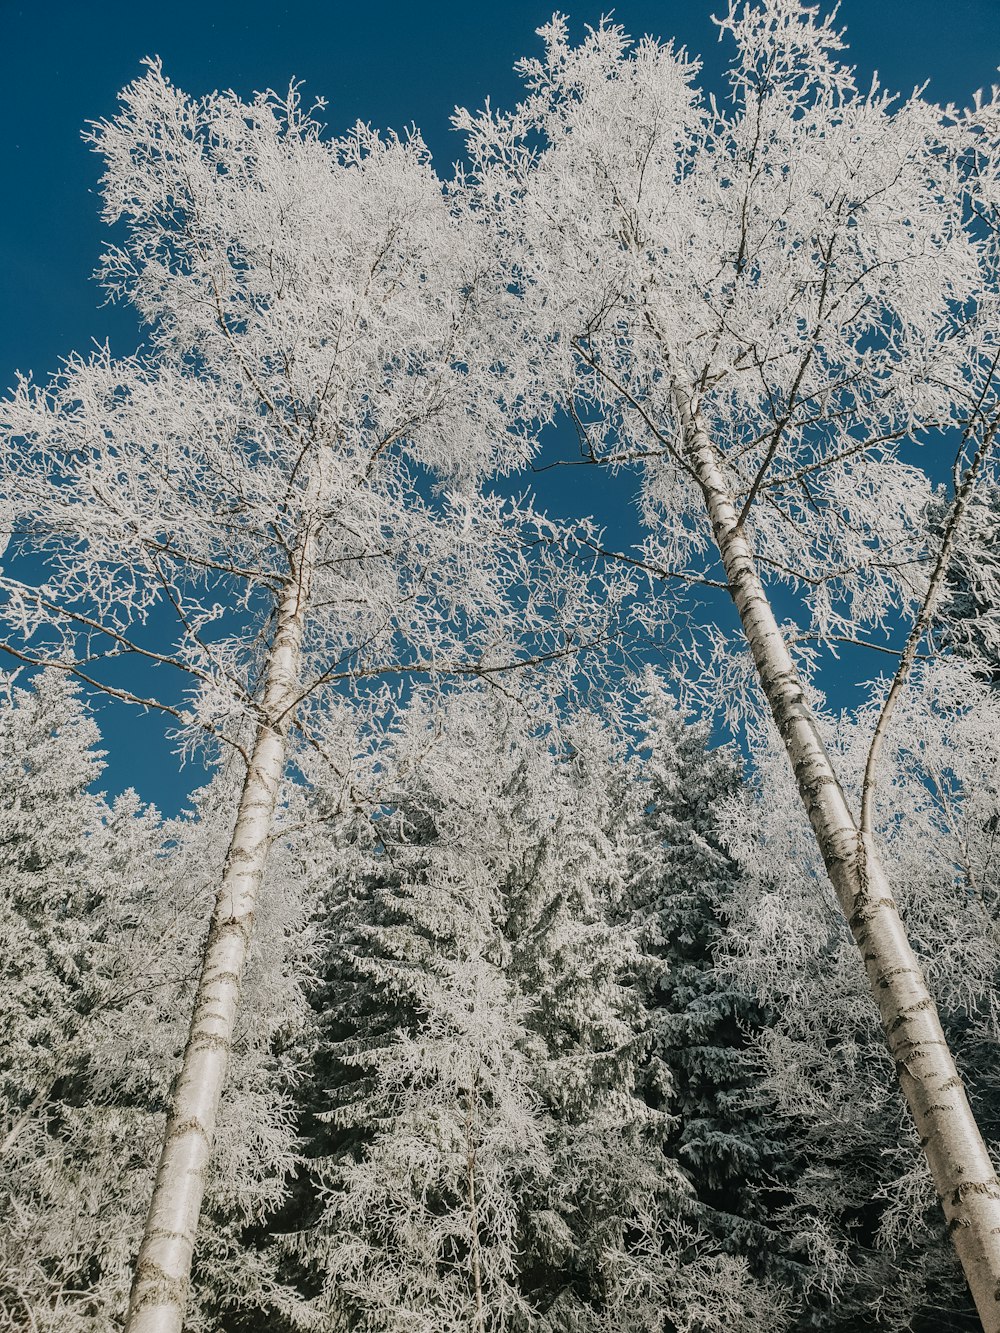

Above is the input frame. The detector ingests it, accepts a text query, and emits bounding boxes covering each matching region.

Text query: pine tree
[625,672,797,1297]
[288,689,555,1332]
[285,687,670,1331]
[509,695,791,1332]
[285,685,789,1332]
[510,705,692,1330]
[0,670,167,1331]
[933,486,1000,688]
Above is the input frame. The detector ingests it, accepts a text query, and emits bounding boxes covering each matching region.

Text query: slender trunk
[675,387,1000,1330]
[125,557,311,1333]
[465,1077,486,1333]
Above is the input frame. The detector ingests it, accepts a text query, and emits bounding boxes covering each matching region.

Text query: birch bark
[675,386,1000,1330]
[124,550,312,1333]
[464,1075,486,1333]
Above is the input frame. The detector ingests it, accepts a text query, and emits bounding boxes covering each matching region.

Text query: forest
[1,2,999,1330]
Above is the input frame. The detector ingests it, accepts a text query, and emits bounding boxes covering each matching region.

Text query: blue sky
[1,0,997,813]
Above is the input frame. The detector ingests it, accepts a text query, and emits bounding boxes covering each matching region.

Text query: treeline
[3,665,996,1331]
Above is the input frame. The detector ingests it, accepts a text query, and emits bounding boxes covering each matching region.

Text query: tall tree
[0,67,608,1331]
[933,486,1000,688]
[287,688,641,1330]
[626,671,795,1295]
[285,685,785,1332]
[719,666,1000,1329]
[0,673,315,1331]
[0,669,140,1331]
[503,704,669,1329]
[292,703,547,1332]
[456,2,1000,1316]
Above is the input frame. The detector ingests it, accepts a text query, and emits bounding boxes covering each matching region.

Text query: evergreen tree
[286,685,786,1332]
[0,670,168,1331]
[931,486,1000,688]
[625,672,795,1295]
[504,705,670,1328]
[288,689,559,1332]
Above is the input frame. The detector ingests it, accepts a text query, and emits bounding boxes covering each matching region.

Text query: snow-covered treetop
[455,0,998,663]
[89,61,527,483]
[0,64,622,760]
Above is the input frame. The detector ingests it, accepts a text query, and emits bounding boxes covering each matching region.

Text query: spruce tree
[288,689,553,1332]
[286,685,786,1332]
[929,487,1000,689]
[0,670,168,1331]
[625,672,798,1305]
[505,706,678,1329]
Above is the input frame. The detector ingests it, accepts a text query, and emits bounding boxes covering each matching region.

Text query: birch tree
[456,1,1000,1320]
[0,66,611,1333]
[0,673,316,1331]
[719,663,1000,1328]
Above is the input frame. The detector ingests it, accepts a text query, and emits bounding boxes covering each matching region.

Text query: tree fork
[124,555,312,1333]
[675,386,1000,1331]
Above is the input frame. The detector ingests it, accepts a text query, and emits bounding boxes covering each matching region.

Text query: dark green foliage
[626,675,801,1298]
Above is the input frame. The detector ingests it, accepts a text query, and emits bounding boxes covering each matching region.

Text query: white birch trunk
[465,1077,486,1333]
[124,556,312,1333]
[675,387,1000,1330]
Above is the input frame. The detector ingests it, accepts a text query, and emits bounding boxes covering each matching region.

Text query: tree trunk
[125,556,311,1333]
[464,1076,486,1333]
[675,386,1000,1331]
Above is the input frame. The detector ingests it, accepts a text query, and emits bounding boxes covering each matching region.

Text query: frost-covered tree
[506,705,666,1328]
[282,685,787,1332]
[625,671,795,1293]
[933,486,1000,688]
[291,729,546,1332]
[0,66,615,1331]
[159,765,320,1333]
[719,664,1000,1329]
[0,673,316,1331]
[456,2,1000,1314]
[289,688,649,1331]
[0,669,154,1331]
